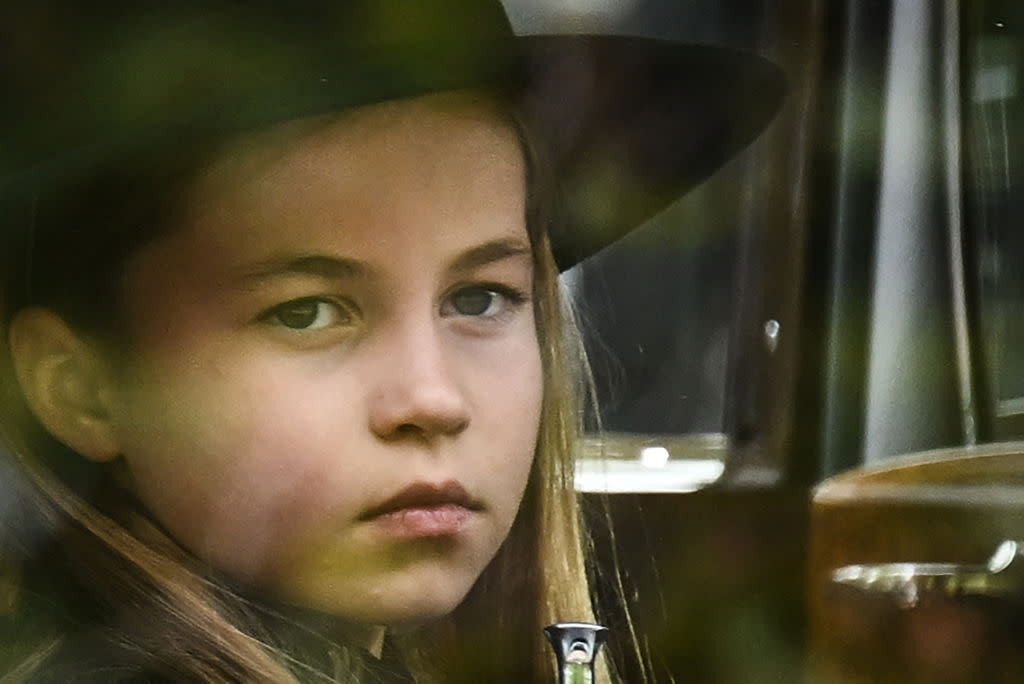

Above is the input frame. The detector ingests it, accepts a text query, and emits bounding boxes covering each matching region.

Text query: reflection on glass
[574,433,728,492]
[966,4,1024,422]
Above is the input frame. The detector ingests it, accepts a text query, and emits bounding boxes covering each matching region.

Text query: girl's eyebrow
[233,238,531,284]
[446,237,532,273]
[235,254,374,283]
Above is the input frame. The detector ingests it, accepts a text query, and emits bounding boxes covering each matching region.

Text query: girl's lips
[371,503,472,538]
[359,480,482,538]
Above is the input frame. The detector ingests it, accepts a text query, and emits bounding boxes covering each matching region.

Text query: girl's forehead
[191,91,516,194]
[180,92,524,233]
[127,91,529,282]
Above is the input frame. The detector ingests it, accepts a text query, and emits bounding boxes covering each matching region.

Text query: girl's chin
[335,594,467,627]
[272,582,470,629]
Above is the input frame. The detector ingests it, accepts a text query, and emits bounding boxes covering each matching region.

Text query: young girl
[0,1,783,681]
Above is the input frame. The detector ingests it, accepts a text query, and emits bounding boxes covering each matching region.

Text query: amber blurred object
[808,443,1024,683]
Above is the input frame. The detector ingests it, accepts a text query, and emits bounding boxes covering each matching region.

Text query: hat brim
[517,36,786,270]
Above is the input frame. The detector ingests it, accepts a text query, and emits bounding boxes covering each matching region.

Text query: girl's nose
[367,324,470,441]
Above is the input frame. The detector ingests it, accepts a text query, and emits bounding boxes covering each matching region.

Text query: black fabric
[359,639,415,684]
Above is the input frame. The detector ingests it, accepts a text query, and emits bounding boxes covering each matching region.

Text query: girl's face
[103,95,543,627]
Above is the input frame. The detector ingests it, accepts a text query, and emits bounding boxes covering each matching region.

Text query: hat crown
[2,0,519,177]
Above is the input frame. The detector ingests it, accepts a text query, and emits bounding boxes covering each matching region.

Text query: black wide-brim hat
[0,0,785,270]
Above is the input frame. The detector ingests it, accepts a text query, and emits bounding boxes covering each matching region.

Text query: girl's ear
[8,308,121,462]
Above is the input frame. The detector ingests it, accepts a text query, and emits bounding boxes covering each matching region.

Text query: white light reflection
[640,446,670,469]
[575,459,725,493]
[575,433,729,493]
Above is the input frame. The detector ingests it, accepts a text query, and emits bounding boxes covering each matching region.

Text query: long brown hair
[0,94,613,682]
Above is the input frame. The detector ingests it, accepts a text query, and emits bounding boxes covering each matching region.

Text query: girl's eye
[262,297,354,330]
[443,285,528,319]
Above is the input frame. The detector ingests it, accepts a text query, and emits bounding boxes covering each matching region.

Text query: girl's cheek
[113,359,339,562]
